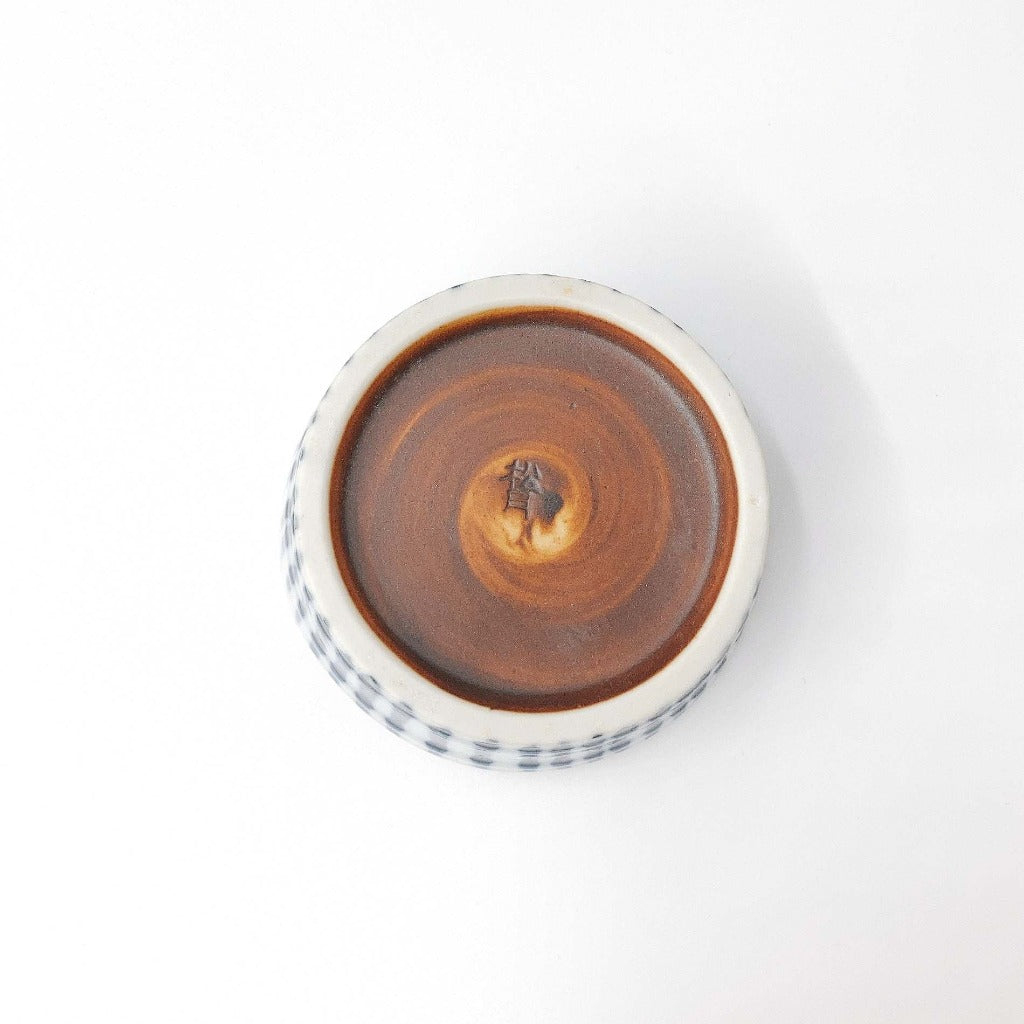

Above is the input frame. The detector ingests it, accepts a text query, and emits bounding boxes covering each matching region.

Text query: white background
[2,2,1023,1021]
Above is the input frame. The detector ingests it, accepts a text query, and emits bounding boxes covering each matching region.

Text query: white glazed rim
[292,275,769,748]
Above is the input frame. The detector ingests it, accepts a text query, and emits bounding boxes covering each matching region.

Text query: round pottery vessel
[283,275,768,769]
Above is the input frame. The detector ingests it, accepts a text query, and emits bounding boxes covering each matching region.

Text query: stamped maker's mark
[500,459,564,522]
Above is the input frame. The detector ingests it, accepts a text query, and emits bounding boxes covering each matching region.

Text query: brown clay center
[330,307,738,712]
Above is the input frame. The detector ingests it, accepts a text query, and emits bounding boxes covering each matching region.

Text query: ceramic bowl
[283,275,768,769]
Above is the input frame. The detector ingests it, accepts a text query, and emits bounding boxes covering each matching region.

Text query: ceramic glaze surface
[330,307,738,712]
